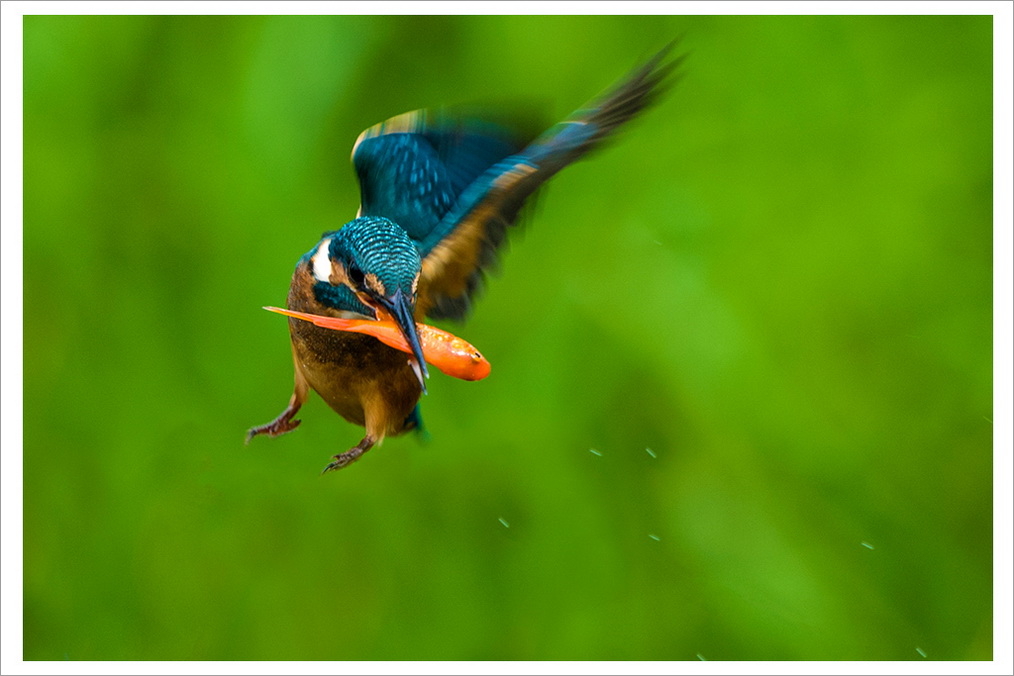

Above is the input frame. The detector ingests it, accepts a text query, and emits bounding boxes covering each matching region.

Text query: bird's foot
[246,402,302,444]
[321,435,376,474]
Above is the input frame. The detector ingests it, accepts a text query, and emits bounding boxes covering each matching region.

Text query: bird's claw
[245,416,302,444]
[320,454,351,474]
[320,436,375,474]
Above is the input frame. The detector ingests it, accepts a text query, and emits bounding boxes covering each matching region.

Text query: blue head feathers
[330,216,421,300]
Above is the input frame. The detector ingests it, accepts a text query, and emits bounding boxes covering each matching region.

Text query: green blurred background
[23,15,993,661]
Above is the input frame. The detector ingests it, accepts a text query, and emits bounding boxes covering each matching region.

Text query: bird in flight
[247,44,682,473]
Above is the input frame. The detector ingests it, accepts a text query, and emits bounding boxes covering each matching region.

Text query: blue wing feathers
[354,134,455,241]
[351,44,681,321]
[354,112,525,243]
[425,126,521,196]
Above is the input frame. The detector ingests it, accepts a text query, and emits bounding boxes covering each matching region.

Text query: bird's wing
[416,44,682,321]
[351,110,524,243]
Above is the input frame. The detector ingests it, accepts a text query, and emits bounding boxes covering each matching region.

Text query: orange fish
[264,306,491,382]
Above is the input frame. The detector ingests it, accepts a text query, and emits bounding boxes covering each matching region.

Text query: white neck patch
[311,238,332,283]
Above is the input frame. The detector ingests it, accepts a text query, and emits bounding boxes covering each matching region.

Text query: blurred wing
[351,110,523,242]
[417,44,683,321]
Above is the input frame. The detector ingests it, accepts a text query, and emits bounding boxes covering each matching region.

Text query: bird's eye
[347,265,365,288]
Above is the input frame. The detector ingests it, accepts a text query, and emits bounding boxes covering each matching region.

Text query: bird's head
[307,216,429,392]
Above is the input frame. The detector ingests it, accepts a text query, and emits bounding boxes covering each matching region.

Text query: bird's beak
[376,287,429,394]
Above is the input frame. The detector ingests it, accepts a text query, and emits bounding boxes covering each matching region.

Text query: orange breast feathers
[264,306,491,381]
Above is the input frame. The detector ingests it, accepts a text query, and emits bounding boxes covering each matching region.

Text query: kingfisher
[247,45,681,473]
